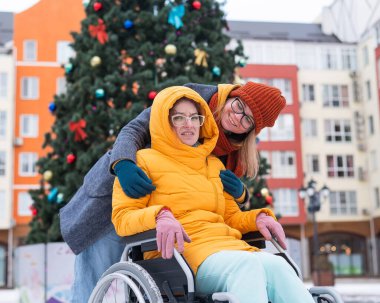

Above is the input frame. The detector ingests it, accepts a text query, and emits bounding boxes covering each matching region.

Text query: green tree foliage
[26,0,245,243]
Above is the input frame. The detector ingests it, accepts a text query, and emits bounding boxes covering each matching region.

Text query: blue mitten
[114,160,156,198]
[219,169,244,199]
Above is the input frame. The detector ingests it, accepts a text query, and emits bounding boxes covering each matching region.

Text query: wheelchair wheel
[88,261,163,303]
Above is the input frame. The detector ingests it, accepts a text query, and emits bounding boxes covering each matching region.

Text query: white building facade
[0,45,15,287]
[228,19,380,278]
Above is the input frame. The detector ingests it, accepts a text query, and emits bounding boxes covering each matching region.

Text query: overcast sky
[0,0,335,23]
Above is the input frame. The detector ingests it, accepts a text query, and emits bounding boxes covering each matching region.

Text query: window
[323,85,349,107]
[0,112,6,139]
[0,72,7,98]
[268,114,294,141]
[271,151,296,178]
[20,115,39,138]
[322,48,338,70]
[341,48,356,70]
[0,151,5,176]
[366,80,371,100]
[362,46,369,66]
[302,84,315,102]
[306,154,320,173]
[19,152,38,176]
[330,191,357,215]
[296,47,317,69]
[57,41,75,64]
[272,189,299,216]
[327,155,354,178]
[56,77,67,95]
[324,120,352,142]
[23,40,37,61]
[21,77,39,100]
[370,150,378,171]
[258,128,269,141]
[18,192,33,216]
[0,191,5,221]
[375,187,380,208]
[302,119,317,138]
[368,116,374,135]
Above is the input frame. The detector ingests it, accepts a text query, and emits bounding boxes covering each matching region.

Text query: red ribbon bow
[69,119,88,142]
[88,19,108,44]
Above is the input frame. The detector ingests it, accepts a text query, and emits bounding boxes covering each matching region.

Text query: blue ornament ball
[239,59,247,67]
[48,102,57,113]
[64,63,73,74]
[95,88,105,99]
[47,187,58,203]
[212,66,221,77]
[124,19,134,29]
[57,193,64,203]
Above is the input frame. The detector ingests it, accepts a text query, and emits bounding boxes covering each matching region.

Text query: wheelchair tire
[88,261,163,303]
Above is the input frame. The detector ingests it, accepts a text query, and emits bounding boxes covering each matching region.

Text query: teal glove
[219,170,244,199]
[114,160,156,198]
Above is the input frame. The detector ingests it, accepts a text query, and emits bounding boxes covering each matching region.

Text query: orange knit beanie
[229,81,286,135]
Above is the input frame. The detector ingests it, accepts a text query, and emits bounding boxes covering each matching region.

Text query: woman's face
[220,97,255,134]
[170,100,202,146]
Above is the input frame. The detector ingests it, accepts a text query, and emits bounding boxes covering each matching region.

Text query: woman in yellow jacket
[112,86,314,303]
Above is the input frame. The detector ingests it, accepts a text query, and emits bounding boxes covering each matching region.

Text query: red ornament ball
[148,90,158,100]
[66,153,76,164]
[93,2,102,11]
[30,206,37,216]
[265,195,273,205]
[192,1,201,10]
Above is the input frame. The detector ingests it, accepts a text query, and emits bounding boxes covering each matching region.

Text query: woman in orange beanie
[61,81,286,302]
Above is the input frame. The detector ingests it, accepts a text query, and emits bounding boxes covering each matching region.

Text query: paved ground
[1,278,379,303]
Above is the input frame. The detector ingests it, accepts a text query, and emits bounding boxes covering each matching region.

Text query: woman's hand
[114,160,156,198]
[255,213,287,250]
[156,209,191,259]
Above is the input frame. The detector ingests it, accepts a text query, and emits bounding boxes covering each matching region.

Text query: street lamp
[298,179,330,274]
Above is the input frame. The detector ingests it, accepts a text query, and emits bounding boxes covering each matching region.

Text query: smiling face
[220,97,255,134]
[170,99,202,146]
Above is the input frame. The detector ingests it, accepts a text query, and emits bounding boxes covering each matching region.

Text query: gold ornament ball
[43,170,53,181]
[90,56,102,67]
[165,44,177,55]
[260,188,269,197]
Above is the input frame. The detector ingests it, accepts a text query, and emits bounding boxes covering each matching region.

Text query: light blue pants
[70,228,126,303]
[196,250,314,303]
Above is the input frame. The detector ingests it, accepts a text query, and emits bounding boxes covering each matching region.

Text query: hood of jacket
[150,86,219,170]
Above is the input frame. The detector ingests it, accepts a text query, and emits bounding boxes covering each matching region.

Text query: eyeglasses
[231,98,255,130]
[171,114,205,127]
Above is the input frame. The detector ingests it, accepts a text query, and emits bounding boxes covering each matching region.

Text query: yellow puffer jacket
[112,86,275,273]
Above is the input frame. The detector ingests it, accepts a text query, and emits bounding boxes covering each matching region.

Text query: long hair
[213,104,259,179]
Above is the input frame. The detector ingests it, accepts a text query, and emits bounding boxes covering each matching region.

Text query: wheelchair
[88,229,344,303]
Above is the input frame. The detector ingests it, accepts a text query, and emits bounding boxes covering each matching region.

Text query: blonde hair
[213,104,259,179]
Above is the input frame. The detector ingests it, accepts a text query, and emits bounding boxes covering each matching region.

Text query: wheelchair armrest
[125,229,157,245]
[124,229,158,254]
[241,231,266,249]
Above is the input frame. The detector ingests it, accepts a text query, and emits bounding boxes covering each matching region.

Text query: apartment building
[229,19,380,278]
[12,0,84,246]
[0,12,14,288]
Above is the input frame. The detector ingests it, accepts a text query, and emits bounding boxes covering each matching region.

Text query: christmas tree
[26,0,246,244]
